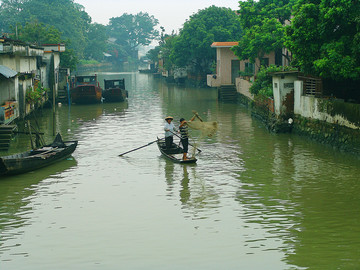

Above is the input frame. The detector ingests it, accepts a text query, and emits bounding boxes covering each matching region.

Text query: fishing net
[187,119,218,137]
[184,113,218,157]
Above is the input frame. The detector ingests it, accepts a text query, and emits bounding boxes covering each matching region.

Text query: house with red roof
[207,41,278,101]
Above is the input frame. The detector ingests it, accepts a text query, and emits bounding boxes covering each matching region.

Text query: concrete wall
[0,54,38,74]
[18,78,33,117]
[208,47,239,87]
[0,77,17,102]
[235,77,253,100]
[43,52,61,94]
[294,80,360,129]
[273,75,297,116]
[217,47,239,85]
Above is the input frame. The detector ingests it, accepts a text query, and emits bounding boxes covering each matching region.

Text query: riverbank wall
[237,92,360,156]
[293,116,360,155]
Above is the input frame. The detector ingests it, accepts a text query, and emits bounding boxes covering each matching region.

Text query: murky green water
[1,72,360,270]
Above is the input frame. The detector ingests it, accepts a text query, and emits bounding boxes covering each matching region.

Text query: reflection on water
[0,158,77,255]
[0,72,360,269]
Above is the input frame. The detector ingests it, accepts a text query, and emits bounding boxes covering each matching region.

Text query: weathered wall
[293,80,360,155]
[0,54,38,74]
[237,77,360,156]
[0,77,19,103]
[235,78,253,100]
[294,81,360,130]
[0,78,14,103]
[273,75,297,116]
[293,116,360,156]
[18,78,32,118]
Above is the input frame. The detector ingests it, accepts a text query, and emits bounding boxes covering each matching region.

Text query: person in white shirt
[164,116,176,149]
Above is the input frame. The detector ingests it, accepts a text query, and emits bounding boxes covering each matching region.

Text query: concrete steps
[0,125,17,151]
[218,85,237,102]
[57,88,69,103]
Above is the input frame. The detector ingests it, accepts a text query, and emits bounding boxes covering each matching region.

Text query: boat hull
[71,85,102,104]
[157,138,197,164]
[102,88,128,102]
[0,138,78,176]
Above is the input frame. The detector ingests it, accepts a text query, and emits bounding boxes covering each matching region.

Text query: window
[260,58,269,67]
[244,62,255,75]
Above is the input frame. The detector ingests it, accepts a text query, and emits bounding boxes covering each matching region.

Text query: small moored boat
[102,79,128,102]
[156,137,197,164]
[71,75,102,104]
[0,134,78,176]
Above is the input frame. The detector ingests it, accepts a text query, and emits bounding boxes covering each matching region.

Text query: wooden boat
[156,137,197,164]
[102,79,128,102]
[0,133,78,176]
[70,75,102,104]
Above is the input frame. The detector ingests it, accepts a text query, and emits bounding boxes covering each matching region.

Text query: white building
[0,37,44,119]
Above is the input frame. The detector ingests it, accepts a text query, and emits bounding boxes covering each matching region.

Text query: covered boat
[156,137,197,164]
[71,75,102,104]
[0,134,78,176]
[102,79,128,102]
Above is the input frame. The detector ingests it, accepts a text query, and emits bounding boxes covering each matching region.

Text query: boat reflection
[179,166,190,204]
[162,159,220,219]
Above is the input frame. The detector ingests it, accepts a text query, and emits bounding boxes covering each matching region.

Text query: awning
[0,65,17,78]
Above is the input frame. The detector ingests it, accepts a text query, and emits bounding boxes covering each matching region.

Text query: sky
[75,0,240,34]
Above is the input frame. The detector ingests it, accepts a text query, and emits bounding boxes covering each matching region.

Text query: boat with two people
[0,133,78,176]
[118,111,217,163]
[156,137,197,164]
[102,79,128,102]
[70,75,102,104]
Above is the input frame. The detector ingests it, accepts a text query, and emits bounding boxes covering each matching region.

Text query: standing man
[179,115,196,160]
[164,116,176,149]
[179,118,189,160]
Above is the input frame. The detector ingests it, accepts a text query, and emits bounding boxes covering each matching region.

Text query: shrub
[250,65,297,97]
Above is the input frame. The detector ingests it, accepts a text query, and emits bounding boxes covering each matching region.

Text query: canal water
[1,72,360,269]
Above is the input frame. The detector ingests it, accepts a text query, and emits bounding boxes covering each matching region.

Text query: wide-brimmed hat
[165,116,173,120]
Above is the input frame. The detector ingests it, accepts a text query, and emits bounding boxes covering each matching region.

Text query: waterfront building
[0,37,44,121]
[0,38,66,124]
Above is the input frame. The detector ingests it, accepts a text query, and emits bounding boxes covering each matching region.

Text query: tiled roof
[211,42,239,48]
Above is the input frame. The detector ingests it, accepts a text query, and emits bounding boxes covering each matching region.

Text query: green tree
[16,19,62,44]
[107,12,159,60]
[0,0,93,59]
[60,46,78,71]
[286,0,360,80]
[84,23,107,61]
[170,5,243,76]
[0,0,25,34]
[232,0,294,65]
[146,46,161,65]
[250,65,297,97]
[20,0,91,58]
[13,19,78,70]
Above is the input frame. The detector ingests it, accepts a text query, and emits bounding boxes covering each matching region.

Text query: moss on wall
[237,93,360,156]
[293,115,360,156]
[317,99,360,127]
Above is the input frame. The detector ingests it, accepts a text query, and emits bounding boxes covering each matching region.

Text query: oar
[192,110,204,122]
[118,138,163,156]
[170,131,202,153]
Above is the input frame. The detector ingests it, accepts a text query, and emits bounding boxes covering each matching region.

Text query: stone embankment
[238,93,360,156]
